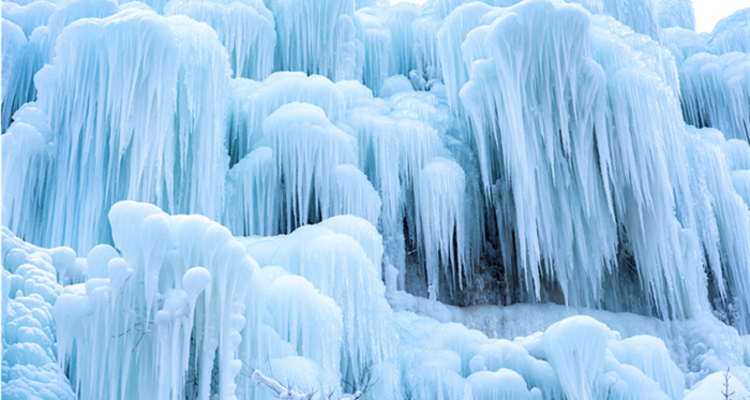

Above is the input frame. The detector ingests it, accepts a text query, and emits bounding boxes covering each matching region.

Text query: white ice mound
[393,309,691,400]
[2,228,76,400]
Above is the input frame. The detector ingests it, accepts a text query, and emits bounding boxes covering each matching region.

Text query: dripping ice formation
[2,0,750,399]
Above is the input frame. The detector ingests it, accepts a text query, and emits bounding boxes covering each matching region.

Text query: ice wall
[3,0,750,398]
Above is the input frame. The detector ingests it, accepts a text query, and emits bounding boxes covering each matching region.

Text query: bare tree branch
[252,370,315,400]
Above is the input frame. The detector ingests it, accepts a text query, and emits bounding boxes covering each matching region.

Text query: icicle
[662,27,707,66]
[226,72,346,166]
[416,158,469,300]
[654,0,695,30]
[269,0,363,81]
[411,14,443,88]
[705,8,750,55]
[332,164,383,227]
[265,102,357,231]
[164,0,275,80]
[346,108,406,286]
[722,138,750,171]
[684,127,750,334]
[357,8,391,96]
[460,0,619,306]
[404,367,468,400]
[601,0,662,42]
[541,316,612,400]
[380,74,414,98]
[612,335,685,399]
[679,51,750,142]
[52,200,262,400]
[319,215,384,278]
[265,274,343,375]
[2,1,55,36]
[1,115,53,242]
[1,19,45,132]
[270,225,397,387]
[384,1,418,77]
[224,147,279,237]
[3,8,231,254]
[437,1,494,115]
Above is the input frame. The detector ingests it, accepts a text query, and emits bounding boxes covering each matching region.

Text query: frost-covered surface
[3,0,750,398]
[2,228,77,400]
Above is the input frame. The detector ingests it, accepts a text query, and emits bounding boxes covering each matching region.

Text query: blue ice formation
[2,0,750,399]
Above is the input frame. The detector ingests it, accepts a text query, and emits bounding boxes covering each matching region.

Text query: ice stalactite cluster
[1,0,119,131]
[3,8,231,253]
[270,0,363,81]
[655,0,695,30]
[3,0,750,398]
[164,0,275,80]
[459,0,621,309]
[667,7,750,145]
[680,52,750,142]
[53,201,255,400]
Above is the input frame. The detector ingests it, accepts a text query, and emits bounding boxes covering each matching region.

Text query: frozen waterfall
[2,0,750,399]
